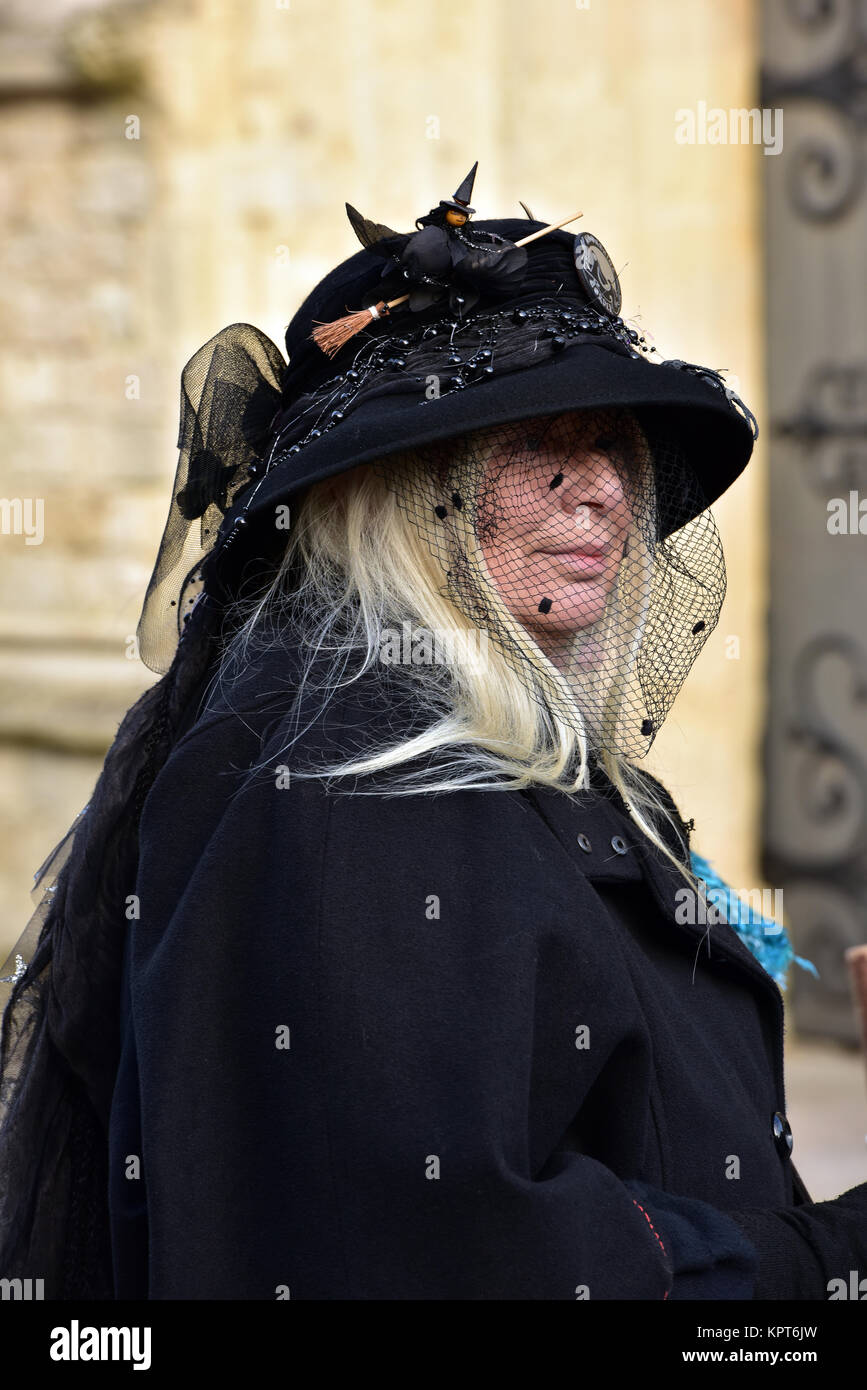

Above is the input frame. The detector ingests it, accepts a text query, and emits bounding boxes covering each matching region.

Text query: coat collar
[522,776,786,1021]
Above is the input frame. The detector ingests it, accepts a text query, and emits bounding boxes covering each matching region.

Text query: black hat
[136,177,758,674]
[227,224,756,532]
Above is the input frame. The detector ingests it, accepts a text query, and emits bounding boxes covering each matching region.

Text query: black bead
[448,353,462,364]
[549,473,564,489]
[512,308,528,324]
[448,377,463,390]
[345,369,360,382]
[551,335,567,352]
[330,410,345,423]
[538,597,553,614]
[451,492,463,509]
[640,718,654,736]
[308,429,321,439]
[434,504,448,519]
[692,620,706,634]
[477,348,492,362]
[482,365,494,377]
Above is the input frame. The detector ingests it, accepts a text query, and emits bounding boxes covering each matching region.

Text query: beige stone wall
[0,0,764,955]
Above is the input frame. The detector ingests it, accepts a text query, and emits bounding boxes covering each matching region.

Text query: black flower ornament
[176,448,238,520]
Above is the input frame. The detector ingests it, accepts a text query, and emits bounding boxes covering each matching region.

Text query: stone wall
[0,0,764,954]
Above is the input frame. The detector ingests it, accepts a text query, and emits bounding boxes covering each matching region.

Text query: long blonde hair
[209,428,698,888]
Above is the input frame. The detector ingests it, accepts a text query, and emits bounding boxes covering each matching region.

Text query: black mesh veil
[137,323,285,674]
[373,405,725,758]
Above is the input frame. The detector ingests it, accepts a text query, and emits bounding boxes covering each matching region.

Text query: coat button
[611,836,628,855]
[772,1110,793,1158]
[577,833,592,853]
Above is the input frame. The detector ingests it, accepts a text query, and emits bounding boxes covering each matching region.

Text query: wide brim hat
[137,203,759,674]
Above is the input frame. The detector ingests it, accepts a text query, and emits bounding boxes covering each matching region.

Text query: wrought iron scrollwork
[760,0,867,219]
[773,362,867,493]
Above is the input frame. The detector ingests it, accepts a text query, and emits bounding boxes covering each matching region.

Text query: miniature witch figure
[313,162,580,353]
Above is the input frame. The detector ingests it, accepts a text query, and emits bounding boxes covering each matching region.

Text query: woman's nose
[550,452,625,516]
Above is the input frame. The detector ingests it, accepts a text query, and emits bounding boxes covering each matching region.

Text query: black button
[577,834,592,853]
[611,836,628,855]
[772,1110,793,1158]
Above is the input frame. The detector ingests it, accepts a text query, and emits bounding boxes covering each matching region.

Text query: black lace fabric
[136,324,284,675]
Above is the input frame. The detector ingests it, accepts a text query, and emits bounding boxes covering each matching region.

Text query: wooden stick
[845,945,867,1092]
[515,212,583,247]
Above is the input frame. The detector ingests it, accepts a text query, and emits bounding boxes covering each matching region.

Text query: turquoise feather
[688,852,818,990]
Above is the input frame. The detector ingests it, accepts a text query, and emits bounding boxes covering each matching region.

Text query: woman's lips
[536,547,610,576]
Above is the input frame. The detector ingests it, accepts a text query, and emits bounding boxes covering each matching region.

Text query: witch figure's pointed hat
[439,160,478,217]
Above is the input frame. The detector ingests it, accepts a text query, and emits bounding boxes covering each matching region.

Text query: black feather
[345,203,408,259]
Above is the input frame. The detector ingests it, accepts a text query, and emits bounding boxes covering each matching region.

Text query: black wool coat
[108,646,867,1300]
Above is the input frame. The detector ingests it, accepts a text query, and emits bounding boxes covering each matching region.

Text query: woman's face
[475,409,636,654]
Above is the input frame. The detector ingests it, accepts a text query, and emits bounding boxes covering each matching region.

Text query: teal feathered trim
[688,852,819,990]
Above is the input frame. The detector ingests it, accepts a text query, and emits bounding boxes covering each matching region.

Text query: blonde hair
[213,431,697,888]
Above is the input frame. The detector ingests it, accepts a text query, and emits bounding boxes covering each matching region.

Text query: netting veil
[372,404,725,759]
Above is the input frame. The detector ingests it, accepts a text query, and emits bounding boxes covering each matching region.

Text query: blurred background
[1,0,866,1200]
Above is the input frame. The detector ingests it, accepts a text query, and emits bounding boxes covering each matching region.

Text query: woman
[2,169,865,1300]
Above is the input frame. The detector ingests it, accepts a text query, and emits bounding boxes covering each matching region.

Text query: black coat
[108,646,867,1300]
